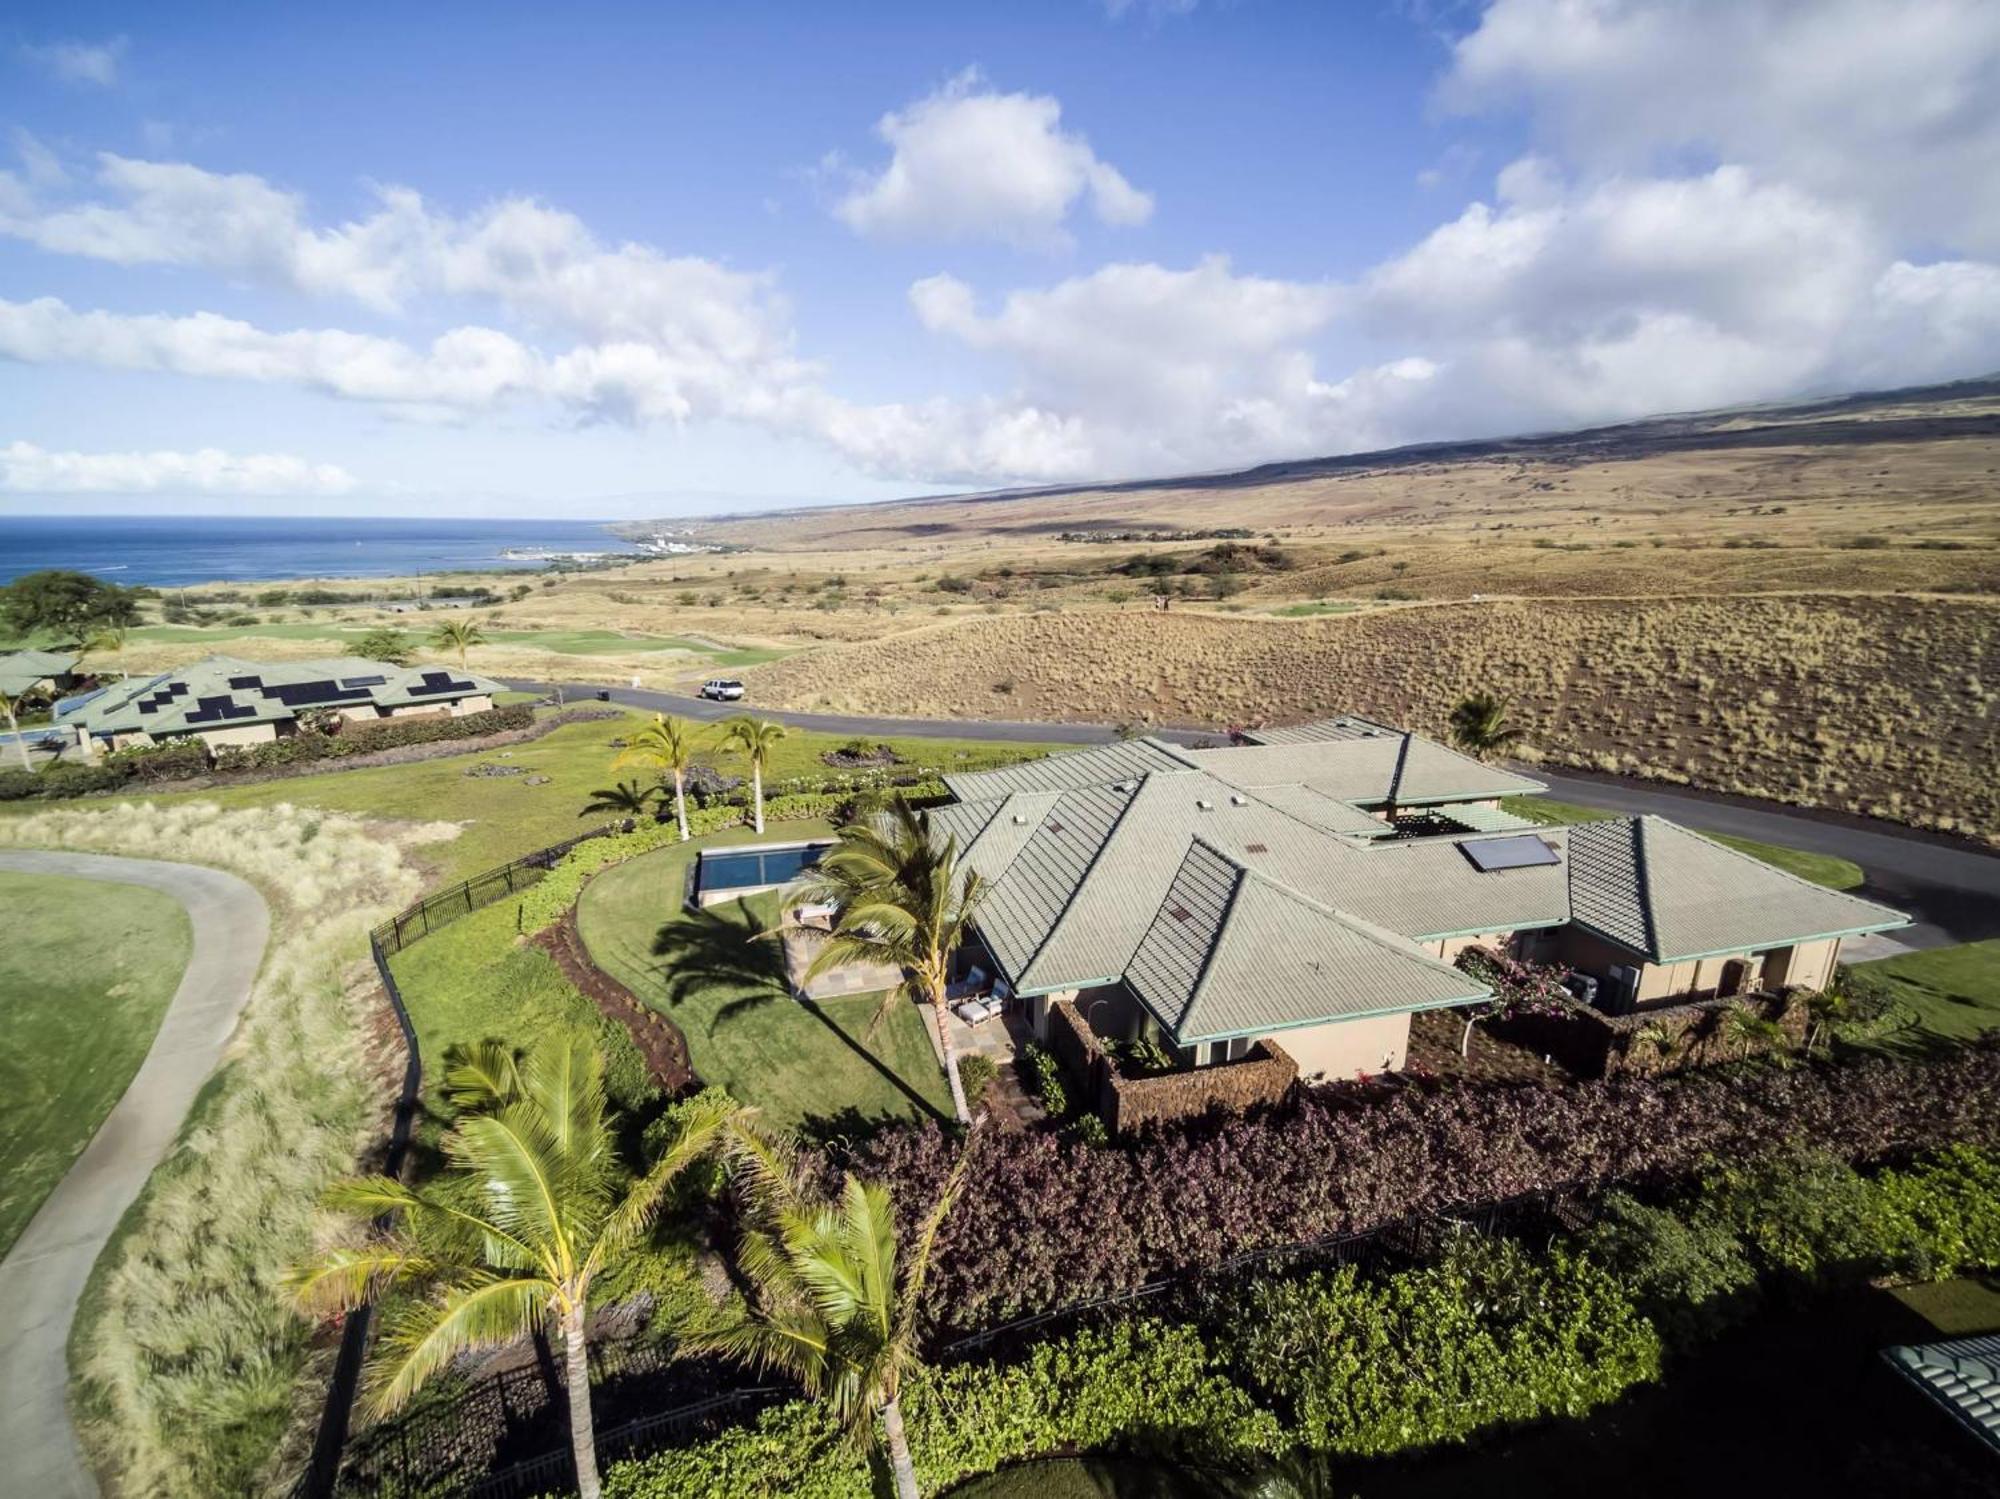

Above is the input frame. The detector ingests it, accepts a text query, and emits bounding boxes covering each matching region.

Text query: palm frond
[585,1091,739,1277]
[365,1275,552,1416]
[286,1241,441,1316]
[441,1040,523,1112]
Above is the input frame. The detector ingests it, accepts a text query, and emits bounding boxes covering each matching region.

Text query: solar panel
[1459,834,1560,872]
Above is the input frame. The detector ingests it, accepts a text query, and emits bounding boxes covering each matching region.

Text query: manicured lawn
[576,826,954,1130]
[1849,939,2000,1053]
[386,898,656,1129]
[1502,796,1864,890]
[0,870,191,1256]
[15,714,1064,887]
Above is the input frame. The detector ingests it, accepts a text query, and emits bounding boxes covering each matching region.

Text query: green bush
[958,1053,998,1104]
[605,1319,1281,1498]
[1224,1234,1662,1455]
[1023,1044,1068,1116]
[1582,1191,1760,1346]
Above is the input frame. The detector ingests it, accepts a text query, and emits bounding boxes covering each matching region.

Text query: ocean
[0,514,638,587]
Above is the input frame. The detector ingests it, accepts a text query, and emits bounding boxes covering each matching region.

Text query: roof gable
[943,736,1195,801]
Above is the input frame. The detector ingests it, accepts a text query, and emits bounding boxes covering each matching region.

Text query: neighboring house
[0,649,83,699]
[931,715,1906,1119]
[55,654,502,752]
[1882,1335,2000,1460]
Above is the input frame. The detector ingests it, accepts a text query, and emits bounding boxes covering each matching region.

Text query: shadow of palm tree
[647,901,792,1018]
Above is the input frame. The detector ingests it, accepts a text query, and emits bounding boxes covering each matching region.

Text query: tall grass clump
[1,800,456,1496]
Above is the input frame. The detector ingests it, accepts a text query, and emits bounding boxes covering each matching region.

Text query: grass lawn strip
[576,826,953,1129]
[1502,795,1865,889]
[0,869,192,1258]
[1849,939,2000,1054]
[2,714,1070,887]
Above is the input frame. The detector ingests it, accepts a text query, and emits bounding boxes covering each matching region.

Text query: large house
[55,654,503,752]
[0,648,83,700]
[931,714,1906,1112]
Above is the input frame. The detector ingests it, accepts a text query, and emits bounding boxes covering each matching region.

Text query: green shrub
[958,1053,998,1104]
[1582,1191,1760,1346]
[1870,1145,2000,1278]
[1223,1234,1662,1455]
[604,1319,1280,1498]
[1023,1044,1068,1116]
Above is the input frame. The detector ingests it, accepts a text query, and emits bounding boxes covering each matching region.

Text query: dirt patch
[534,908,696,1092]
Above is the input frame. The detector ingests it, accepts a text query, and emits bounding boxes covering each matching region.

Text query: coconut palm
[701,1142,968,1499]
[790,799,986,1123]
[719,715,787,834]
[0,689,32,771]
[615,713,699,840]
[1721,1004,1787,1061]
[430,616,488,669]
[81,624,130,679]
[580,779,662,821]
[287,1039,739,1499]
[1447,691,1524,760]
[1804,988,1850,1058]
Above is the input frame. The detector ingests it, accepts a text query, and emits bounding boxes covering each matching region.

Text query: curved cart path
[0,850,269,1499]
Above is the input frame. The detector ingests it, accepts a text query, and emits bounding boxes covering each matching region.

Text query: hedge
[513,807,747,934]
[0,702,536,800]
[604,1319,1281,1499]
[1224,1235,1661,1455]
[839,1041,2000,1333]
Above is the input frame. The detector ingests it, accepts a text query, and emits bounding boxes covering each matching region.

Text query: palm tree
[288,1039,738,1499]
[1805,988,1849,1058]
[702,1141,968,1499]
[1447,691,1524,760]
[790,799,986,1123]
[0,690,32,771]
[1721,1004,1787,1061]
[431,616,488,670]
[720,715,787,834]
[81,624,130,679]
[580,779,662,821]
[615,713,699,841]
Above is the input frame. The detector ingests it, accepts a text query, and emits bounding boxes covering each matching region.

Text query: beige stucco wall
[1765,938,1839,992]
[108,730,155,751]
[449,693,495,716]
[195,721,278,749]
[385,703,453,719]
[337,705,382,723]
[1267,1011,1413,1083]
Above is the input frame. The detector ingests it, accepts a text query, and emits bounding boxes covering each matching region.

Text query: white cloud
[0,440,357,496]
[1440,0,2000,255]
[833,70,1152,247]
[19,37,125,88]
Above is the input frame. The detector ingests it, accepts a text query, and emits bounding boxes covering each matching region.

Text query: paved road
[513,679,2000,954]
[0,851,269,1499]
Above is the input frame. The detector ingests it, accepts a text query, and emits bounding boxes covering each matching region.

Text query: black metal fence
[371,824,624,956]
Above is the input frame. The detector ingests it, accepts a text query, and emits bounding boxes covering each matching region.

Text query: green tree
[702,1140,967,1499]
[355,627,414,665]
[430,616,488,669]
[0,569,144,641]
[1722,1005,1788,1061]
[791,799,987,1123]
[287,1040,738,1499]
[615,713,699,841]
[580,779,662,821]
[719,714,787,834]
[1447,691,1524,760]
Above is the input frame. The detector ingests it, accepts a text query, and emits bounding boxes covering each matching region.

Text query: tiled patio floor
[780,922,902,1000]
[924,1001,1044,1129]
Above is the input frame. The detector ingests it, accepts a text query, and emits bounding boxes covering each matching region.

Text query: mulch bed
[534,908,698,1093]
[1405,1007,1572,1087]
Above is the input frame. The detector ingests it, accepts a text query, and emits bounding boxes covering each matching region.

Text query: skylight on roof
[1459,834,1561,872]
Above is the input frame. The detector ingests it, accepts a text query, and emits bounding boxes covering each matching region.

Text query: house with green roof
[932,714,1906,1119]
[0,648,83,700]
[54,654,503,753]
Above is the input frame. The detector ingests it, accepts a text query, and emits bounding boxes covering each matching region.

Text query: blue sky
[1,0,1996,518]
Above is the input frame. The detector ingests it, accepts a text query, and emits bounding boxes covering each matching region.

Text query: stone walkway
[0,849,270,1499]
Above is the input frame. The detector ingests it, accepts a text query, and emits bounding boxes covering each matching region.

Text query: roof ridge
[1631,816,1661,959]
[1182,832,1482,985]
[1639,813,1901,917]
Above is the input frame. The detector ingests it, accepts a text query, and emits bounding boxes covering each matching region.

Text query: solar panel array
[1459,834,1561,872]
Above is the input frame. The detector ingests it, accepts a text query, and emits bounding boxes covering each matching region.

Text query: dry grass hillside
[742,597,2000,842]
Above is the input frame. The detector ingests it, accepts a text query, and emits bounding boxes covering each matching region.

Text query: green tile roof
[0,649,80,696]
[1186,733,1544,805]
[57,654,503,737]
[1125,839,1488,1044]
[1565,815,1907,961]
[943,736,1197,801]
[1884,1335,2000,1458]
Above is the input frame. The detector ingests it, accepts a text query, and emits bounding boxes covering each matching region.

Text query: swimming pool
[696,841,831,899]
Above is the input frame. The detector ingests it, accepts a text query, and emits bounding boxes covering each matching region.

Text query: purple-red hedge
[837,1043,2000,1334]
